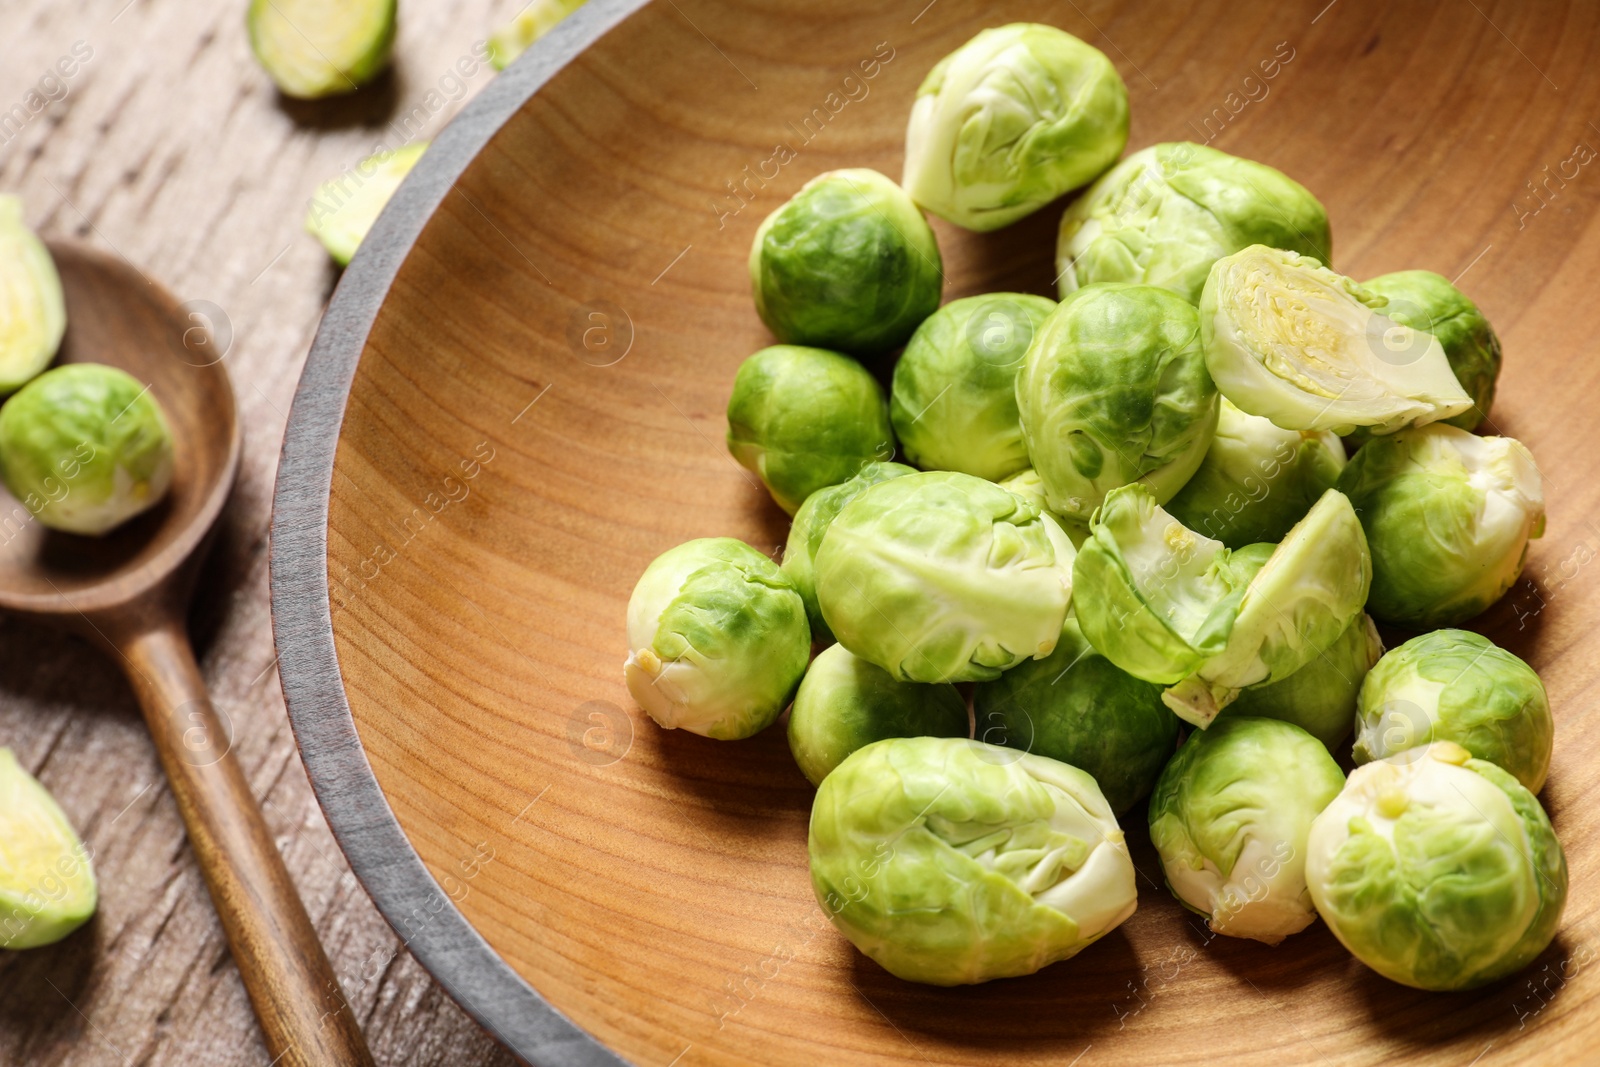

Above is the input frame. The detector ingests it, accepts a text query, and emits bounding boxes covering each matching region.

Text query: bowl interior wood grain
[292,1,1600,1063]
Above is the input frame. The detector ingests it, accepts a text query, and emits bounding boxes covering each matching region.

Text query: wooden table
[0,1,521,1062]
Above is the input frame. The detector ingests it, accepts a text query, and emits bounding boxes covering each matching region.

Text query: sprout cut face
[1363,270,1501,432]
[1221,613,1382,751]
[623,538,810,740]
[788,644,969,787]
[1200,246,1473,434]
[726,345,894,515]
[1016,283,1219,524]
[809,736,1137,985]
[891,293,1055,481]
[749,169,943,356]
[0,197,65,394]
[1149,717,1344,944]
[814,471,1075,683]
[306,142,428,267]
[0,748,97,949]
[487,0,587,70]
[247,0,397,99]
[1353,629,1552,793]
[1307,743,1567,991]
[1057,142,1332,304]
[1336,424,1543,629]
[903,24,1129,232]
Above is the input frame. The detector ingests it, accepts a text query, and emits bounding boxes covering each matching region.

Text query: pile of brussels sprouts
[625,23,1564,993]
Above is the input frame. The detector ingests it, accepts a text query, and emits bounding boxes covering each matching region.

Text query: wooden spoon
[0,244,373,1067]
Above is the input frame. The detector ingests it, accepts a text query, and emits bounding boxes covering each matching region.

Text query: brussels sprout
[788,644,969,786]
[1221,614,1383,751]
[890,294,1055,481]
[623,538,809,739]
[1364,270,1500,431]
[487,0,587,70]
[1057,143,1332,304]
[1336,424,1543,629]
[815,471,1075,683]
[1353,630,1552,793]
[306,142,428,267]
[726,345,894,515]
[902,24,1129,232]
[247,0,396,99]
[974,617,1178,814]
[1164,397,1346,549]
[750,170,943,356]
[1149,717,1344,943]
[997,468,1089,546]
[1307,742,1566,991]
[0,364,174,535]
[1015,284,1219,524]
[0,748,97,949]
[1200,246,1473,434]
[782,462,915,645]
[0,198,65,394]
[809,736,1138,985]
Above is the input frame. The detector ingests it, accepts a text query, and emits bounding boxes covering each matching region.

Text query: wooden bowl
[271,1,1600,1063]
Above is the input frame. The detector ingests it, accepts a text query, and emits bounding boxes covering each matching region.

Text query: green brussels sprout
[1015,284,1219,524]
[726,345,894,515]
[1364,270,1500,431]
[1336,424,1544,629]
[890,293,1056,481]
[902,24,1129,232]
[1221,614,1383,751]
[0,364,175,535]
[623,538,809,740]
[974,616,1178,814]
[1164,397,1346,549]
[247,0,396,99]
[788,644,969,786]
[1353,630,1552,793]
[1307,742,1567,991]
[997,468,1089,546]
[809,736,1138,985]
[487,0,587,70]
[815,471,1075,683]
[0,197,65,394]
[1149,717,1344,943]
[750,170,943,356]
[782,462,917,644]
[1200,246,1474,434]
[0,748,97,949]
[306,142,428,267]
[1057,143,1332,305]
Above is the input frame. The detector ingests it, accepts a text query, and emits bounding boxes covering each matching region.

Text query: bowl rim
[268,2,646,1063]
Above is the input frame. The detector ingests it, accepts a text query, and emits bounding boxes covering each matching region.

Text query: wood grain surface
[303,0,1600,1065]
[0,1,526,1063]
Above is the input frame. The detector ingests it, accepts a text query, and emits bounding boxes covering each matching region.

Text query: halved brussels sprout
[903,24,1128,232]
[1363,270,1501,432]
[1164,397,1346,549]
[1221,614,1382,751]
[306,142,428,267]
[1200,246,1473,434]
[1307,742,1566,991]
[788,644,969,786]
[750,169,942,356]
[890,293,1055,481]
[782,461,916,644]
[814,471,1074,683]
[247,0,396,99]
[487,0,587,70]
[1015,283,1219,524]
[0,198,65,394]
[1149,717,1344,944]
[0,748,97,949]
[1057,143,1331,304]
[998,468,1089,547]
[809,736,1137,985]
[1353,630,1552,793]
[726,345,894,515]
[1336,424,1543,629]
[974,616,1178,814]
[0,364,175,535]
[623,538,809,739]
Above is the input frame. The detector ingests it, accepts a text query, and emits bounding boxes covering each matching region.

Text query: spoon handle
[117,620,376,1067]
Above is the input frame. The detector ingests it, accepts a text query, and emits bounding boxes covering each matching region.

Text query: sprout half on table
[0,198,65,394]
[247,0,396,99]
